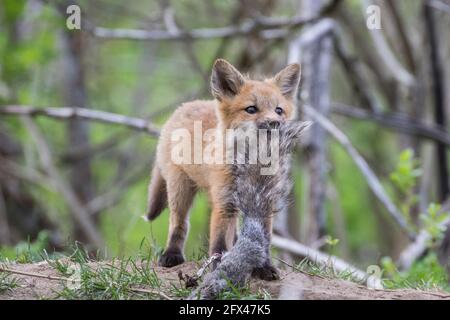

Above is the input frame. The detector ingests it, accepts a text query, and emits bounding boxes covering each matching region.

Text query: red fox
[146,59,300,277]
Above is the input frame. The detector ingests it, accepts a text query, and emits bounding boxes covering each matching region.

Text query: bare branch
[361,0,415,87]
[398,218,450,270]
[90,0,342,41]
[331,102,450,147]
[0,156,54,190]
[0,105,160,137]
[332,29,383,112]
[272,235,382,288]
[21,116,104,248]
[398,201,450,270]
[303,105,415,240]
[428,0,450,15]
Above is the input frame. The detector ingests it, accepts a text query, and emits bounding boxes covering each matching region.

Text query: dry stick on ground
[21,116,104,249]
[303,105,414,240]
[0,265,172,300]
[90,0,342,41]
[271,235,382,288]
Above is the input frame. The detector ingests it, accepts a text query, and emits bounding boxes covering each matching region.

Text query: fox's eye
[275,107,283,115]
[245,106,258,114]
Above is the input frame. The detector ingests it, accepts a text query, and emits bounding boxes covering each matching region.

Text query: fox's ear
[211,59,245,101]
[273,63,301,100]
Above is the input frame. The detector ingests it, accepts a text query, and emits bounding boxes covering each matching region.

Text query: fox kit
[146,59,301,276]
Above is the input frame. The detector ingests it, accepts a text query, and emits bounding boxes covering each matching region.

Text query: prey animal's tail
[189,121,311,300]
[145,164,167,221]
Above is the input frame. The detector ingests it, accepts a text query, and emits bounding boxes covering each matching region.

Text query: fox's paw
[159,250,185,267]
[252,264,280,281]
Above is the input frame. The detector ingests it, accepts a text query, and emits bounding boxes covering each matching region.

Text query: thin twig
[361,0,415,87]
[303,105,415,240]
[0,266,70,282]
[272,235,382,288]
[331,102,450,146]
[90,0,342,41]
[0,105,160,137]
[22,116,104,248]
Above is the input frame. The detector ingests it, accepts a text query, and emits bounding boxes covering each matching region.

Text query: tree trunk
[424,1,450,278]
[62,28,96,244]
[300,0,333,244]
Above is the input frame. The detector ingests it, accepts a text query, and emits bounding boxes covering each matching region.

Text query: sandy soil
[1,261,449,300]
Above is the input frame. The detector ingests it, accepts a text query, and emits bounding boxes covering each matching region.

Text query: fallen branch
[271,235,382,288]
[0,105,160,137]
[303,105,414,240]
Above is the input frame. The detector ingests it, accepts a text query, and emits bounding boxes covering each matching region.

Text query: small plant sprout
[0,273,18,293]
[389,149,421,224]
[420,203,450,247]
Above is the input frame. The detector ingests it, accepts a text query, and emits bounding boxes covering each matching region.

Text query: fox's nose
[267,120,280,129]
[257,120,281,129]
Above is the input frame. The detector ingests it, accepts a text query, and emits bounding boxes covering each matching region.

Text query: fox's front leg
[209,207,238,256]
[251,216,280,281]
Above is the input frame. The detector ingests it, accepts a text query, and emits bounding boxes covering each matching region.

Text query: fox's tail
[145,164,167,221]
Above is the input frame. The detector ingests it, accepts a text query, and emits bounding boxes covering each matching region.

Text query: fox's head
[211,59,300,129]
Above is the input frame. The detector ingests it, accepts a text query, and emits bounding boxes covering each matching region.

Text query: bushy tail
[145,165,167,221]
[189,216,267,300]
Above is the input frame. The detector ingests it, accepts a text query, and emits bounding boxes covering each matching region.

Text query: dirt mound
[1,261,449,300]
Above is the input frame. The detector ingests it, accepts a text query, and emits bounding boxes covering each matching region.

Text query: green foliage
[294,258,358,282]
[382,253,449,291]
[216,280,271,300]
[0,231,50,263]
[325,236,340,247]
[56,253,163,300]
[380,150,450,291]
[0,273,18,294]
[390,149,421,193]
[389,148,421,221]
[420,203,450,247]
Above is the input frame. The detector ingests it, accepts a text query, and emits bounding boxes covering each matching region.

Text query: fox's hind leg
[159,169,196,267]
